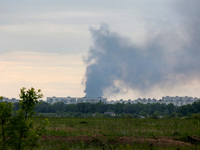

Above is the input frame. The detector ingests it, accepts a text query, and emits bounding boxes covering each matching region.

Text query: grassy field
[34,117,200,149]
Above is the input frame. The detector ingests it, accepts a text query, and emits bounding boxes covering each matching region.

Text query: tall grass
[34,117,200,149]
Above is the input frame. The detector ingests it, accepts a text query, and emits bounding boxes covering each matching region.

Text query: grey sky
[0,0,200,99]
[0,0,169,54]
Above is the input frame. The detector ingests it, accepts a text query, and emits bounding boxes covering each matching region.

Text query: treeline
[12,100,200,118]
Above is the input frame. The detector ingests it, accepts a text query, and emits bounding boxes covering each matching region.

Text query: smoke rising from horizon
[83,1,200,98]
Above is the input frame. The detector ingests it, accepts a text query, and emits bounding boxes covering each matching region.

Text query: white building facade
[46,96,199,106]
[46,97,107,104]
[46,96,76,104]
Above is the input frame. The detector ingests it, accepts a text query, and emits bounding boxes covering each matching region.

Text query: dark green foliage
[31,100,200,118]
[0,88,48,150]
[19,87,43,119]
[10,98,200,118]
[0,97,13,150]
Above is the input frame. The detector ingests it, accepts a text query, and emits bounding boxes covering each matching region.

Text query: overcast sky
[0,0,200,100]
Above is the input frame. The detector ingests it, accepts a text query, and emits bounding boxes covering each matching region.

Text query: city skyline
[2,95,200,107]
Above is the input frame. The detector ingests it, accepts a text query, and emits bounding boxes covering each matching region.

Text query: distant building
[77,97,107,104]
[104,112,116,116]
[46,96,76,104]
[105,96,199,106]
[1,97,19,103]
[161,96,198,106]
[46,96,107,104]
[45,96,199,106]
[106,100,115,104]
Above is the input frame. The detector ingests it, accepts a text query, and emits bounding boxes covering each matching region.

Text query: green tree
[0,87,47,150]
[0,96,13,150]
[19,87,43,120]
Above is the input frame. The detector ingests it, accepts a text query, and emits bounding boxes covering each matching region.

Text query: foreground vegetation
[0,88,47,150]
[2,87,200,149]
[35,117,200,150]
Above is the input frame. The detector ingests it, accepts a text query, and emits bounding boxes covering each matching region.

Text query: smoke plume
[83,1,200,98]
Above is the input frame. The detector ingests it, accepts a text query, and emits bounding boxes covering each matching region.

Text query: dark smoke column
[83,1,200,98]
[83,24,165,97]
[83,24,120,97]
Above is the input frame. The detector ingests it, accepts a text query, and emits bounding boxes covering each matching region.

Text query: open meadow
[34,117,200,150]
